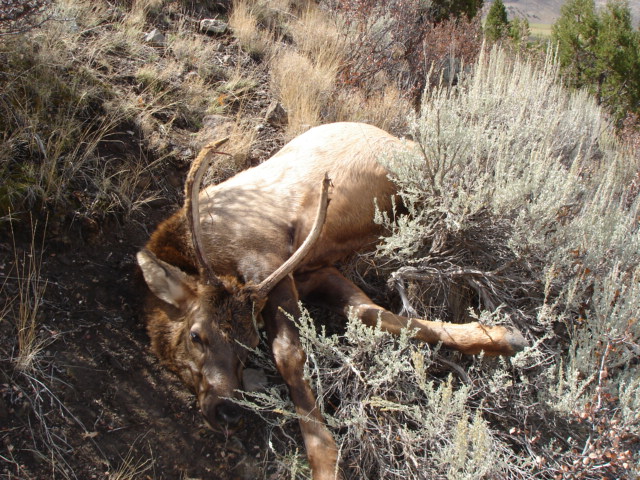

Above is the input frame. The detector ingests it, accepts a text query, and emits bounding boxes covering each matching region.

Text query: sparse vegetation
[1,219,88,478]
[327,0,483,97]
[229,0,272,60]
[0,0,51,34]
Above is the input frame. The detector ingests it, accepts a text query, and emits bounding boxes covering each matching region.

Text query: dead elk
[137,122,528,480]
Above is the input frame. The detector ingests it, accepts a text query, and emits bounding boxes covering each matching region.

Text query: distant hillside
[489,0,640,27]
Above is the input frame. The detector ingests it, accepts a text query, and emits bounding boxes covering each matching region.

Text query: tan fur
[138,122,527,480]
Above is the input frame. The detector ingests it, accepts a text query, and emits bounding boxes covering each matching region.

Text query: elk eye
[190,331,202,344]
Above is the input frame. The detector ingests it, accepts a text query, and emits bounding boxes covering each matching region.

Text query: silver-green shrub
[240,46,639,478]
[238,308,524,479]
[379,45,639,477]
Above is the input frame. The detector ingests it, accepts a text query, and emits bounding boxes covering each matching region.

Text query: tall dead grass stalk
[7,217,48,373]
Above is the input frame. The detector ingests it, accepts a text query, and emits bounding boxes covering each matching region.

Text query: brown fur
[137,122,528,480]
[145,211,198,276]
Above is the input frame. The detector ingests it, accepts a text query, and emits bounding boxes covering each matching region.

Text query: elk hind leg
[295,267,527,356]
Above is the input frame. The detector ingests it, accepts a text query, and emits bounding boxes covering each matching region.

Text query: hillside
[496,0,640,26]
[1,1,639,479]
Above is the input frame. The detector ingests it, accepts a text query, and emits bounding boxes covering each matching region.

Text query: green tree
[508,17,530,45]
[594,1,640,119]
[484,0,509,41]
[551,0,600,89]
[552,0,640,122]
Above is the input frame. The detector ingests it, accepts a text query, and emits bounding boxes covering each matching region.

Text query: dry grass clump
[229,0,273,60]
[330,85,411,136]
[107,439,154,480]
[268,2,345,137]
[268,1,413,137]
[270,49,339,138]
[288,5,346,74]
[4,221,48,373]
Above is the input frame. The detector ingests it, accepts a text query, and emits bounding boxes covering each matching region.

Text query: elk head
[137,139,331,429]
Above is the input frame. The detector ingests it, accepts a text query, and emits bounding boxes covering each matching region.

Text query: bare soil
[0,205,284,479]
[0,35,290,479]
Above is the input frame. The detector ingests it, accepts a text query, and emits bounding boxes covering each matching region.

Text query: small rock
[265,101,288,126]
[202,114,232,129]
[233,454,261,480]
[144,28,166,47]
[200,19,228,35]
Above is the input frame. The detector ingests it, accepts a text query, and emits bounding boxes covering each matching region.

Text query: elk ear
[137,249,194,308]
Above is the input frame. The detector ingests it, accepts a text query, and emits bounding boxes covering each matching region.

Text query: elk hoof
[504,327,528,354]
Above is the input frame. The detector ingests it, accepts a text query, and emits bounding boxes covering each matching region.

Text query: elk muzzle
[200,392,244,429]
[196,352,246,430]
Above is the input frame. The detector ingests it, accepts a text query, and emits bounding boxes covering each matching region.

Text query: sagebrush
[239,46,640,479]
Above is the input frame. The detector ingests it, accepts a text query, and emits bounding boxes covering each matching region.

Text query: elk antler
[250,173,332,299]
[184,138,230,284]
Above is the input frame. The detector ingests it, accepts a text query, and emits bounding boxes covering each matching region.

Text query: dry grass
[270,49,338,137]
[229,0,273,60]
[331,85,412,135]
[4,219,47,373]
[268,0,413,137]
[200,120,258,184]
[108,438,154,480]
[288,5,346,74]
[170,27,227,83]
[0,0,265,220]
[0,0,153,217]
[268,3,346,137]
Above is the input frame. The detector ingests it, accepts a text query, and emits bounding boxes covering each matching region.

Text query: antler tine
[184,138,230,283]
[252,173,332,299]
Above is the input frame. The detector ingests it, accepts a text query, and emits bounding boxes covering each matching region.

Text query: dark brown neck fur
[145,209,199,276]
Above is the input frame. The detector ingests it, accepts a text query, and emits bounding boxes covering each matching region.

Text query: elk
[137,122,527,480]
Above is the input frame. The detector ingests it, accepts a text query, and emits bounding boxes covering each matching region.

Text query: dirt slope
[0,9,285,478]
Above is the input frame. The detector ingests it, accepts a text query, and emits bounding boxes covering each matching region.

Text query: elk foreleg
[262,275,342,480]
[296,267,527,356]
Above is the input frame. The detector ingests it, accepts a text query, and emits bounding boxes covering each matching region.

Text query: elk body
[137,122,527,480]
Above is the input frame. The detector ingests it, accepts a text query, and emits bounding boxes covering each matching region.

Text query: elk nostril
[216,401,243,426]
